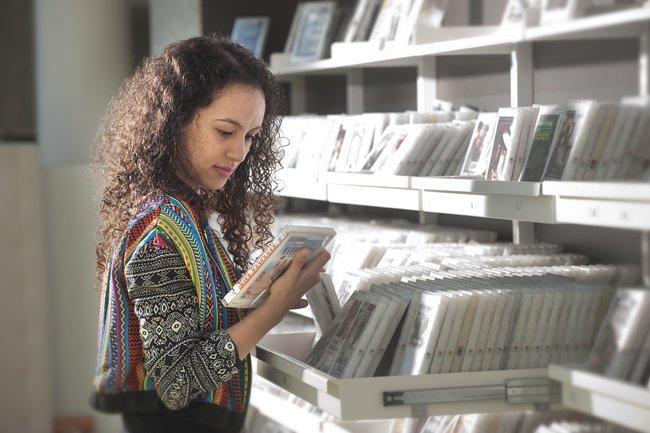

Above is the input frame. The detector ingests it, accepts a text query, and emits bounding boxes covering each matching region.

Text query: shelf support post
[510,42,533,107]
[513,221,536,245]
[417,57,438,112]
[290,77,307,115]
[642,230,650,288]
[346,69,365,114]
[640,23,650,97]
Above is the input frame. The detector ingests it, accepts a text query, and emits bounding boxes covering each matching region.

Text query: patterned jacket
[91,195,251,431]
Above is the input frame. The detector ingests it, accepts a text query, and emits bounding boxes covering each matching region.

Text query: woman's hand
[268,248,331,312]
[227,247,330,360]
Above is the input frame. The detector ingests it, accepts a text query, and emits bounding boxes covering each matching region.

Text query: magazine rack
[253,332,558,421]
[548,364,650,433]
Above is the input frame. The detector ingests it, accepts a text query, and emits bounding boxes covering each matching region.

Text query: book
[460,113,498,177]
[543,106,578,180]
[561,100,602,180]
[520,106,566,182]
[486,108,519,181]
[222,225,336,308]
[305,273,342,338]
[586,288,650,380]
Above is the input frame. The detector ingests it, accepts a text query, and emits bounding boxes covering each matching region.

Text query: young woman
[91,36,330,433]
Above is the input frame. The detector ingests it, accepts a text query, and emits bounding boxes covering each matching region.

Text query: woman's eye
[217,129,233,137]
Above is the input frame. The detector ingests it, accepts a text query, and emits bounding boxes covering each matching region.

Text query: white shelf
[327,184,420,211]
[277,169,650,229]
[420,190,556,223]
[250,379,392,433]
[525,7,650,41]
[322,172,410,189]
[271,7,650,78]
[554,196,650,230]
[276,168,327,201]
[412,177,541,196]
[271,30,516,78]
[548,365,650,433]
[543,181,650,201]
[253,332,556,422]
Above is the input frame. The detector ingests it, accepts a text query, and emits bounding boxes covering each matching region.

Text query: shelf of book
[548,364,650,433]
[271,7,650,79]
[253,332,558,422]
[271,30,518,78]
[525,6,650,42]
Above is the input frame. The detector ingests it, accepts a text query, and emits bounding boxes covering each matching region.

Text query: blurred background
[0,1,648,433]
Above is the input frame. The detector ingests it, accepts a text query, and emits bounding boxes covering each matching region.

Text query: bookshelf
[165,1,650,433]
[548,365,650,433]
[254,333,558,421]
[248,3,650,432]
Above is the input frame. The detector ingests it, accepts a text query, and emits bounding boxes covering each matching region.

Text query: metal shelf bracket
[383,377,557,418]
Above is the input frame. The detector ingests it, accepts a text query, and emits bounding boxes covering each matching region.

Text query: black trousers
[122,411,236,433]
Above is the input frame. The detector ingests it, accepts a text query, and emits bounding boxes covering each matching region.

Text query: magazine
[222,225,336,308]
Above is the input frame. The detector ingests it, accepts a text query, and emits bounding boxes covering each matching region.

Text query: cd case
[223,225,337,308]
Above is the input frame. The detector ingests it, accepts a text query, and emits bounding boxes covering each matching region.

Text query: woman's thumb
[287,248,310,276]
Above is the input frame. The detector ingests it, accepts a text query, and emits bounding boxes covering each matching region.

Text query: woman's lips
[214,166,234,177]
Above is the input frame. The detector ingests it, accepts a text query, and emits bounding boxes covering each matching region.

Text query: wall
[0,145,51,433]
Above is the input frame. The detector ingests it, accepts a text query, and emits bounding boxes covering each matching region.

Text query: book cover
[223,225,336,308]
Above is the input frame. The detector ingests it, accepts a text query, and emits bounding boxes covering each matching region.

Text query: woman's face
[182,83,266,191]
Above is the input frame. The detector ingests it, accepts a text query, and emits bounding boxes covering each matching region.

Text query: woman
[91,36,330,433]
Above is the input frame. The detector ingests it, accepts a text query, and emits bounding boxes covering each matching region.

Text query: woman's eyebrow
[216,118,262,131]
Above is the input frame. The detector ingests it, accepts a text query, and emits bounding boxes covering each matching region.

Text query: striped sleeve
[125,228,240,410]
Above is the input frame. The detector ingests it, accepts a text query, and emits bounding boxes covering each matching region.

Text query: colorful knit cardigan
[92,195,251,430]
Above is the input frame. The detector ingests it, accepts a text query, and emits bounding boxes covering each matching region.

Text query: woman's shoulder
[123,193,203,248]
[128,194,200,229]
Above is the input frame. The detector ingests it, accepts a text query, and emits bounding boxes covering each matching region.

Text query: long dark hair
[93,36,285,279]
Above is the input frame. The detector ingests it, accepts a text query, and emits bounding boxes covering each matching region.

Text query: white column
[639,23,650,96]
[642,231,650,287]
[150,0,203,54]
[35,1,130,430]
[347,69,365,114]
[290,77,308,115]
[36,0,131,165]
[510,43,534,107]
[417,57,438,112]
[513,221,536,244]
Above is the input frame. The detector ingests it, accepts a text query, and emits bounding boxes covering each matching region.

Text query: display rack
[253,333,557,422]
[258,4,650,432]
[548,365,650,433]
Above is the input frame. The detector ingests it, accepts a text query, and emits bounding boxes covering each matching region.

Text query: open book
[222,225,336,308]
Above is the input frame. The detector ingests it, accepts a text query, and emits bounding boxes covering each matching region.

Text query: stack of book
[279,111,478,177]
[469,100,650,182]
[278,98,650,183]
[306,263,639,379]
[585,287,650,388]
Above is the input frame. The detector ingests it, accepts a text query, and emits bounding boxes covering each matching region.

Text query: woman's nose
[226,137,248,163]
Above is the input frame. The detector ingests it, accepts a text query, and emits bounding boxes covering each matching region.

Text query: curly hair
[92,36,285,280]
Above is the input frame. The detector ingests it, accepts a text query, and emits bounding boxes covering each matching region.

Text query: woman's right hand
[268,248,331,312]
